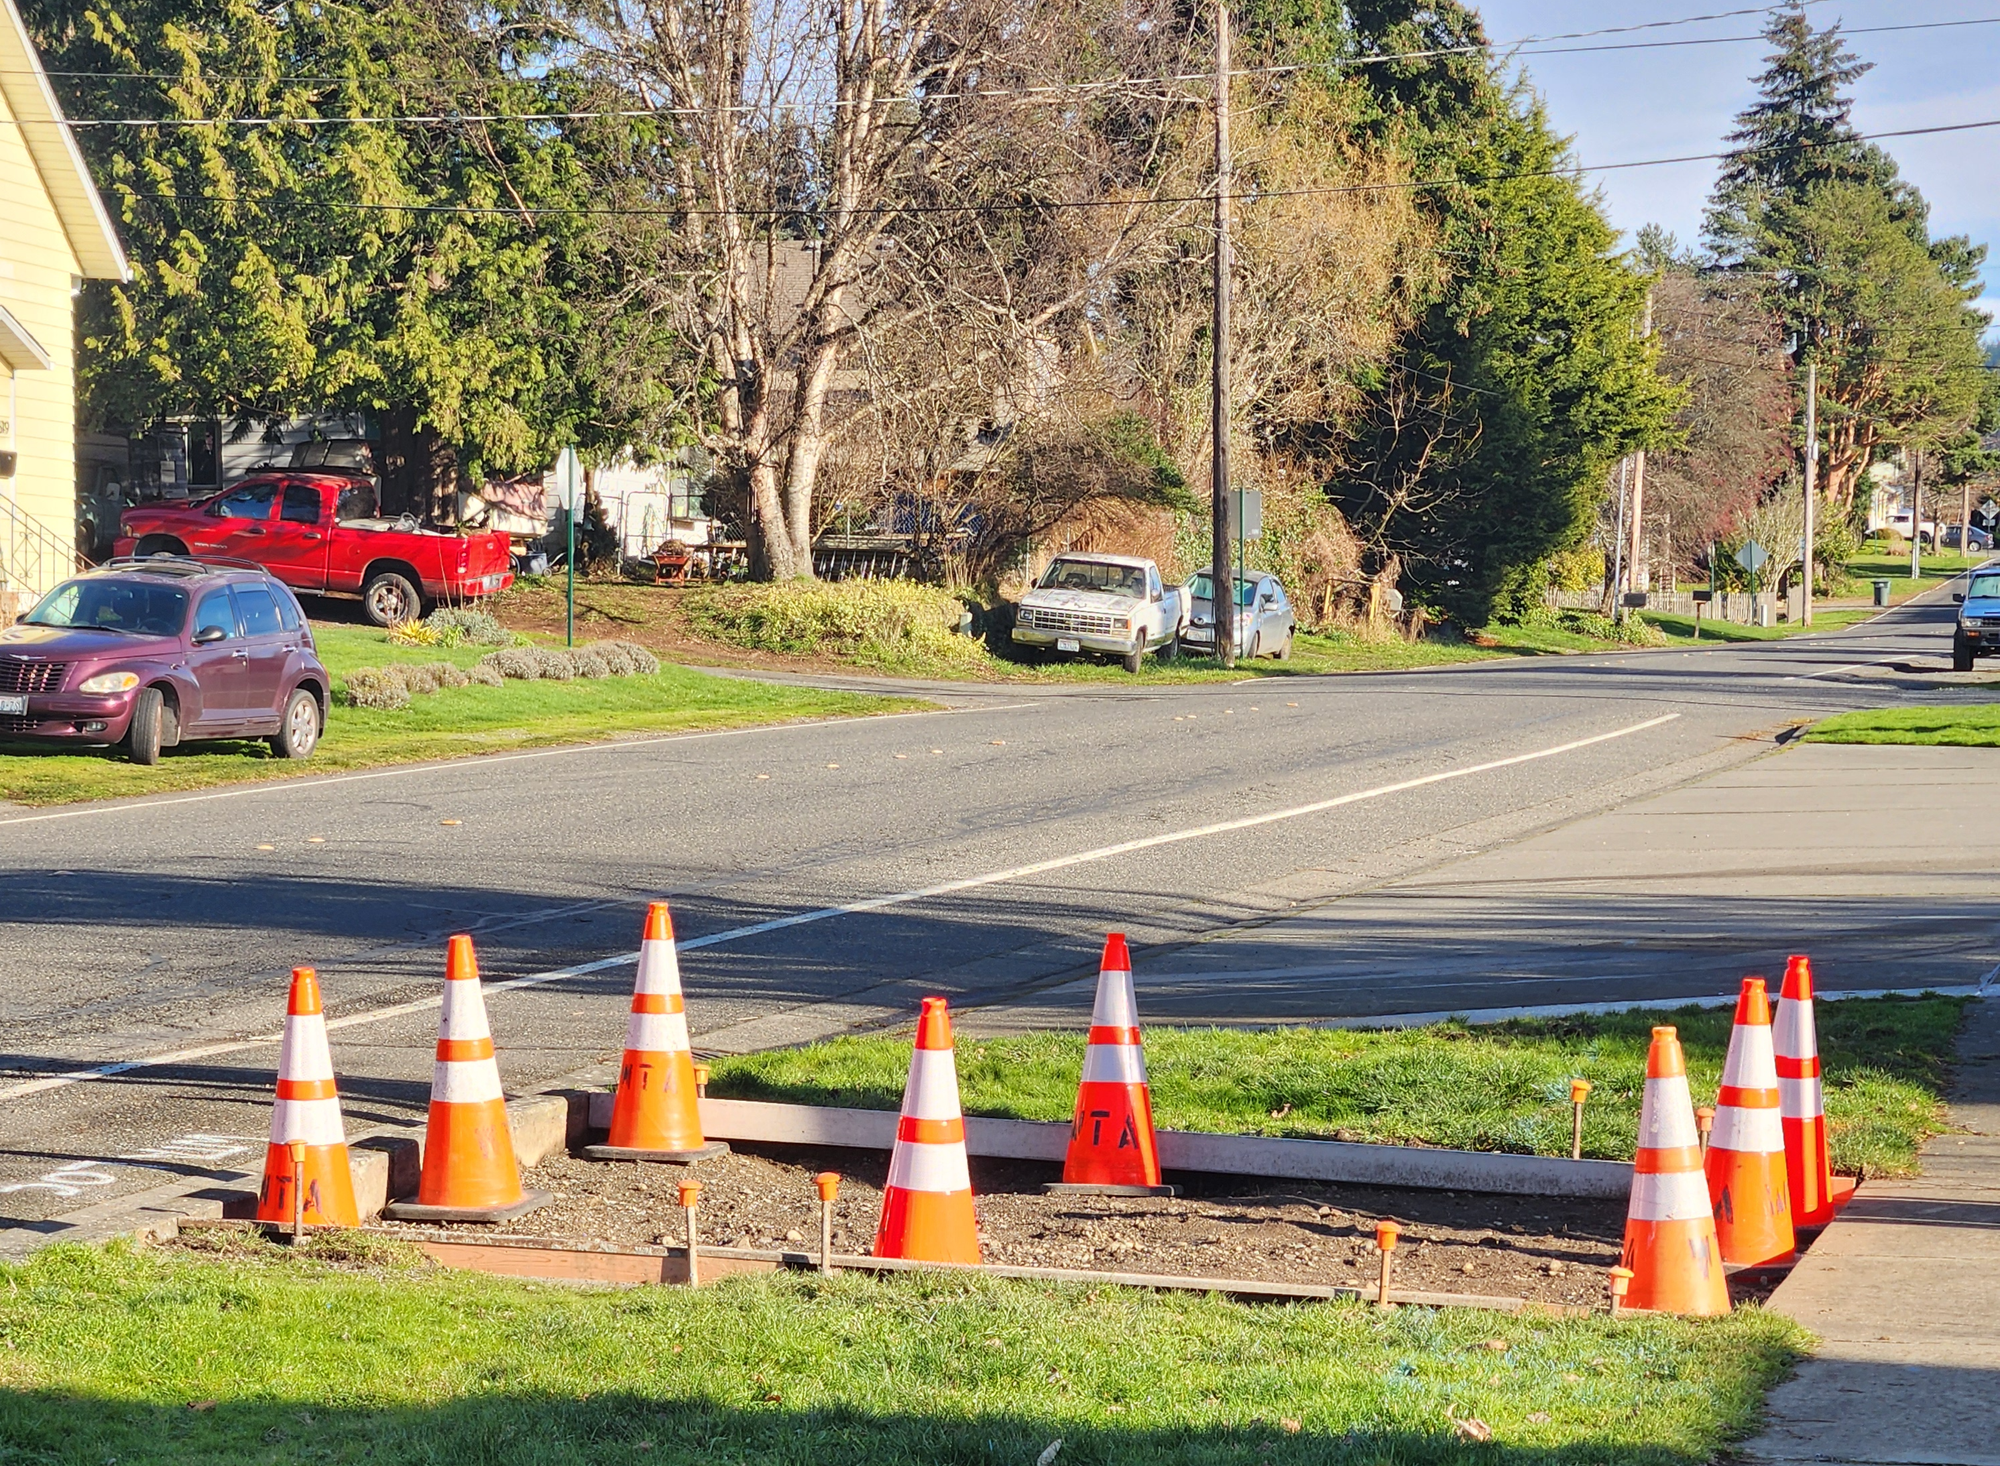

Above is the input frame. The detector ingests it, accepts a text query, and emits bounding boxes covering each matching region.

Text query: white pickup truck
[1010,553,1189,672]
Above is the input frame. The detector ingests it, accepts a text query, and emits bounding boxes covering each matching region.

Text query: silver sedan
[1182,572,1296,659]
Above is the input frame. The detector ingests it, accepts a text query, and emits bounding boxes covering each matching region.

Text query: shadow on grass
[0,1387,1762,1466]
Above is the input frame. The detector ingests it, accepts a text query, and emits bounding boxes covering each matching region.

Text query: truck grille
[1020,607,1120,636]
[0,660,66,694]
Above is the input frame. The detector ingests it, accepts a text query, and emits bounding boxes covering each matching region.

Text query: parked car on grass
[0,560,329,764]
[1952,568,2000,670]
[1011,554,1189,673]
[1183,571,1296,660]
[115,474,512,626]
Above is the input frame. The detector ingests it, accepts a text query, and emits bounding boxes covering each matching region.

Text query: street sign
[1234,489,1263,541]
[1735,540,1768,574]
[553,446,582,511]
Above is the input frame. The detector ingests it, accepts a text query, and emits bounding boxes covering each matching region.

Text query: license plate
[0,695,25,715]
[1056,637,1080,653]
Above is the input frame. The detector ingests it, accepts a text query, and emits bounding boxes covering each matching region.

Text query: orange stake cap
[1696,1106,1715,1130]
[1375,1220,1400,1250]
[915,995,954,1051]
[814,1172,840,1202]
[1101,932,1131,971]
[1608,1266,1634,1298]
[1570,1078,1593,1105]
[693,1063,710,1087]
[445,933,479,983]
[678,1180,701,1208]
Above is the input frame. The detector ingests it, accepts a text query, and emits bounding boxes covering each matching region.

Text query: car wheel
[1161,630,1181,662]
[270,688,322,759]
[135,535,185,559]
[362,571,421,627]
[1122,628,1147,675]
[1247,631,1261,661]
[1277,631,1294,661]
[126,687,164,766]
[1954,640,1975,672]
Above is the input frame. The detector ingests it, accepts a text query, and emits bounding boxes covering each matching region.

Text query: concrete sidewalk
[1742,995,2000,1466]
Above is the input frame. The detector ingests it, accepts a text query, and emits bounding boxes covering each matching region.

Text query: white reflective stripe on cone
[1721,1034,1780,1090]
[902,1048,964,1121]
[1091,970,1140,1029]
[1778,1076,1825,1119]
[1711,1104,1785,1154]
[1628,1167,1714,1222]
[625,1009,691,1054]
[1639,1074,1700,1149]
[432,1059,506,1105]
[1081,1042,1148,1085]
[270,1096,347,1147]
[279,1015,336,1083]
[633,940,684,997]
[1773,1002,1818,1060]
[886,1139,972,1194]
[438,983,494,1041]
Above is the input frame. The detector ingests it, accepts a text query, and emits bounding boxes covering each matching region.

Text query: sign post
[1736,539,1768,620]
[554,447,581,647]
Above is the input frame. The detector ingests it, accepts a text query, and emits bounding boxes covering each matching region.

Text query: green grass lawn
[0,624,924,806]
[0,1239,1807,1466]
[1806,703,2000,748]
[1641,607,1878,643]
[1844,550,1986,600]
[710,998,1964,1179]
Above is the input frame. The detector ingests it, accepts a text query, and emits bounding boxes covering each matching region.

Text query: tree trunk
[377,405,456,522]
[780,332,845,576]
[747,456,799,580]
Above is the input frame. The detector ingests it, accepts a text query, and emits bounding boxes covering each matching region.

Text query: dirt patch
[378,1142,1638,1308]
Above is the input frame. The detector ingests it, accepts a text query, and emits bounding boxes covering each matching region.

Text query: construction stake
[1695,1106,1715,1157]
[1608,1265,1634,1317]
[1375,1220,1400,1308]
[679,1179,702,1288]
[1570,1078,1593,1160]
[814,1172,840,1276]
[288,1140,305,1242]
[693,1063,710,1100]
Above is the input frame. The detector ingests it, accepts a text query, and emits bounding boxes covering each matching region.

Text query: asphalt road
[0,588,1984,1223]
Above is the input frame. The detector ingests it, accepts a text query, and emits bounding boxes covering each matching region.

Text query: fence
[1546,587,1779,625]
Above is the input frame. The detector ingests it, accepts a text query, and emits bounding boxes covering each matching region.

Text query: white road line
[0,711,1678,1103]
[0,702,1034,831]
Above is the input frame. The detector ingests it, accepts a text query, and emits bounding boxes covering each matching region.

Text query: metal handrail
[0,492,83,601]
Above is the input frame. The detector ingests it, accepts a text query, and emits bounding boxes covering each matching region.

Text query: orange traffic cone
[1046,934,1173,1197]
[1775,954,1836,1228]
[255,967,359,1228]
[1620,1025,1731,1316]
[1705,979,1795,1267]
[584,902,728,1165]
[382,935,550,1223]
[873,997,981,1265]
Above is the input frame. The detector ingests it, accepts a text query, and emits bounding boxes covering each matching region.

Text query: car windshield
[1038,558,1146,597]
[26,579,188,636]
[1185,573,1258,607]
[1967,574,2000,600]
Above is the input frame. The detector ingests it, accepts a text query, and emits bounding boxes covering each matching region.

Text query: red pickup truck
[114,474,513,626]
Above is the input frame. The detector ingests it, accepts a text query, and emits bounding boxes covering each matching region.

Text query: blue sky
[1475,2,2000,315]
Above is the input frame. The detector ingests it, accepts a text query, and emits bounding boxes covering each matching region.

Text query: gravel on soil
[377,1143,1641,1309]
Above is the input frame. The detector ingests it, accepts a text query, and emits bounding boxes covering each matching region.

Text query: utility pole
[1802,360,1817,627]
[1626,288,1654,603]
[1209,0,1234,669]
[1909,448,1924,581]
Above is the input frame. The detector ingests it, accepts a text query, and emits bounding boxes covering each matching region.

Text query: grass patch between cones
[0,1240,1806,1465]
[708,997,1966,1180]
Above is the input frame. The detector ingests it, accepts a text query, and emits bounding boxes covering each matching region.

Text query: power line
[107,113,2000,219]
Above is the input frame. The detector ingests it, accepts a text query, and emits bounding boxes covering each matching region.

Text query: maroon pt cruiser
[0,559,330,765]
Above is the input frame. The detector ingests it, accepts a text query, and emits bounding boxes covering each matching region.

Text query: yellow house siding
[0,76,85,598]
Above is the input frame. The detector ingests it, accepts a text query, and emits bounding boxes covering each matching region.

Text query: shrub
[401,663,441,696]
[588,641,637,676]
[424,606,515,648]
[344,666,411,710]
[568,646,611,678]
[613,640,659,674]
[479,647,543,681]
[426,661,471,689]
[683,581,983,671]
[385,619,439,647]
[466,662,505,688]
[530,646,576,680]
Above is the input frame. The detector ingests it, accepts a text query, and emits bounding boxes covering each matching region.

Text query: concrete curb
[580,1093,1635,1199]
